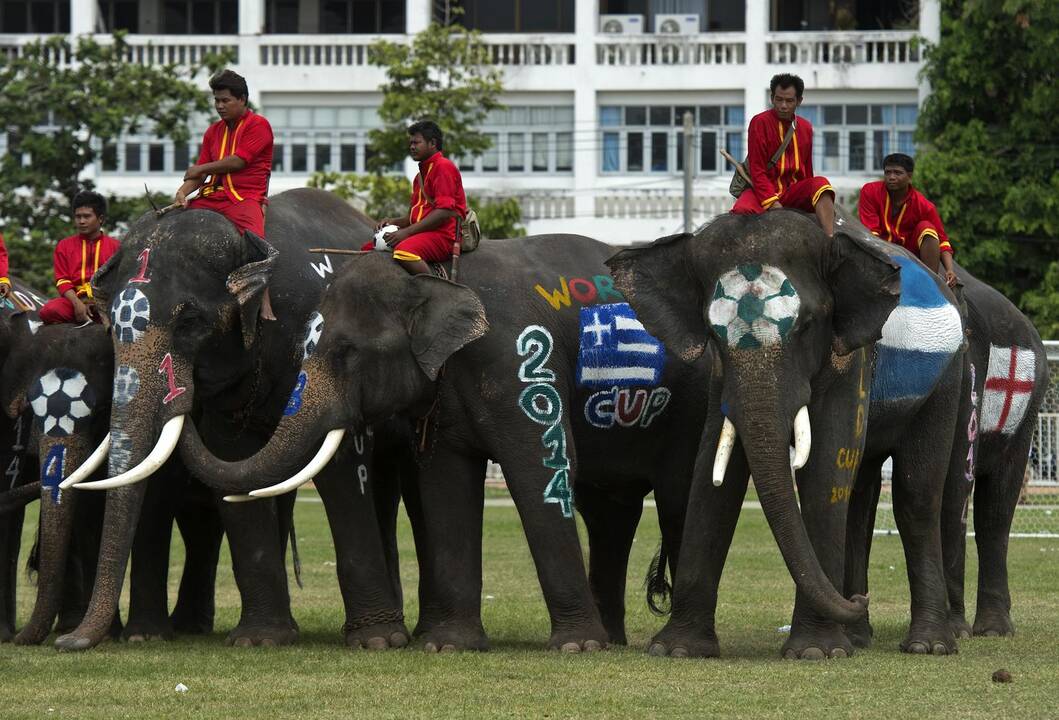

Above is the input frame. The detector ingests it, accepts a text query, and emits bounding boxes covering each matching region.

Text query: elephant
[54,188,403,652]
[608,208,970,658]
[176,234,709,651]
[0,313,224,644]
[844,260,1048,642]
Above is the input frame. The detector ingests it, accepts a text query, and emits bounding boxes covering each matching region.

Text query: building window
[599,1,743,32]
[265,0,299,33]
[599,103,744,175]
[99,1,139,32]
[0,0,69,32]
[771,0,919,31]
[266,105,397,175]
[799,102,918,174]
[458,105,575,175]
[320,0,405,33]
[441,0,574,32]
[163,0,238,34]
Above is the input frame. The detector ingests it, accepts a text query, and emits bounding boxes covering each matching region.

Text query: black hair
[209,69,249,101]
[71,190,106,219]
[408,120,443,151]
[883,153,915,173]
[770,73,805,99]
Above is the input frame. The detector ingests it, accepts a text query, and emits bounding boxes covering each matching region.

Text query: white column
[240,0,265,34]
[407,0,432,34]
[70,0,99,34]
[572,0,598,222]
[743,0,769,123]
[918,0,941,106]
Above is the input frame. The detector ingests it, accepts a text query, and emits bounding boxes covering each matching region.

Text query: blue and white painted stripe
[576,303,665,388]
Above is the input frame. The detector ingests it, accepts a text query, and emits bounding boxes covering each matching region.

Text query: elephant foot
[900,621,958,655]
[948,614,973,640]
[345,621,410,650]
[123,617,174,643]
[646,620,720,658]
[55,631,108,652]
[0,623,15,643]
[419,622,489,653]
[226,622,299,648]
[972,608,1015,638]
[171,609,214,636]
[844,616,874,649]
[782,622,854,660]
[13,623,52,646]
[548,626,608,654]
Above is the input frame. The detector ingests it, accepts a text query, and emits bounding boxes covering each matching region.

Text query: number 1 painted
[130,249,152,284]
[159,353,186,404]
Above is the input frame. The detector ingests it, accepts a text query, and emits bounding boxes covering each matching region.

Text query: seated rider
[859,153,957,287]
[174,69,276,319]
[39,191,120,325]
[366,120,467,275]
[0,231,9,300]
[732,73,836,237]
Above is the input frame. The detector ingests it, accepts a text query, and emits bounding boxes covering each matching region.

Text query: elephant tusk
[73,416,185,490]
[712,417,737,487]
[791,406,812,471]
[248,428,347,499]
[59,433,111,489]
[222,493,262,503]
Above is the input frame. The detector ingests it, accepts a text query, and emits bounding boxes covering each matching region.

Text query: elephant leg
[940,360,976,640]
[315,452,409,650]
[217,491,299,647]
[648,429,750,658]
[411,443,488,652]
[574,479,645,646]
[843,457,883,648]
[0,503,26,642]
[970,453,1029,637]
[124,479,176,641]
[170,483,223,636]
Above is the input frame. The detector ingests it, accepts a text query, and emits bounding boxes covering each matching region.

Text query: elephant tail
[644,542,672,616]
[26,527,40,580]
[289,522,303,590]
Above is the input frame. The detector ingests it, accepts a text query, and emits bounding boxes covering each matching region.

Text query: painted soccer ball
[112,287,151,343]
[29,368,95,437]
[303,311,324,360]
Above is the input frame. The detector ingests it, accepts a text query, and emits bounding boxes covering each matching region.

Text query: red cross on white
[981,344,1036,435]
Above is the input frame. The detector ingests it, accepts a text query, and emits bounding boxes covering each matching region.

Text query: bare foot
[259,288,277,321]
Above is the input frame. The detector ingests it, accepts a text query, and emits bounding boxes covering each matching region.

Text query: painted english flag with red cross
[981,344,1036,435]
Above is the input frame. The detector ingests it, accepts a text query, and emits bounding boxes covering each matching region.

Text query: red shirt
[196,110,273,205]
[746,108,817,209]
[410,151,467,238]
[54,233,120,298]
[0,233,8,284]
[858,181,952,255]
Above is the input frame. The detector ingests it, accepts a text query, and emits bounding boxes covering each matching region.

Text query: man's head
[882,153,915,193]
[209,70,249,123]
[770,73,805,120]
[407,121,443,162]
[71,190,105,239]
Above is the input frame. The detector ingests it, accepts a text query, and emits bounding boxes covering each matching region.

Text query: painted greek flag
[577,303,665,388]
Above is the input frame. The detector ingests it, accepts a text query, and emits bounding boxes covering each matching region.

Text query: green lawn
[1,489,1057,719]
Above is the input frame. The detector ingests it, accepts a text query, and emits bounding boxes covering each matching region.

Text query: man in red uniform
[368,121,467,276]
[0,231,10,300]
[174,69,276,319]
[859,152,956,287]
[732,73,836,237]
[39,191,121,325]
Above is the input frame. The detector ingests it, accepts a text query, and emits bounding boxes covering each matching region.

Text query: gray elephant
[609,209,969,658]
[0,315,224,644]
[177,235,709,651]
[54,188,401,651]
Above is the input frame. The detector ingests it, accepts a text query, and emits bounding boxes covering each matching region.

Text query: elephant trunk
[0,482,42,514]
[15,440,85,645]
[739,397,868,625]
[179,361,341,495]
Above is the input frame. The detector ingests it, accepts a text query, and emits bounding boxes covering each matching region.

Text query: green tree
[0,33,228,290]
[914,0,1059,334]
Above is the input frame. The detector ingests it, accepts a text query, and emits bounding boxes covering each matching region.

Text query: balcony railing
[517,193,575,220]
[596,34,746,67]
[594,190,730,219]
[766,31,920,65]
[0,33,237,66]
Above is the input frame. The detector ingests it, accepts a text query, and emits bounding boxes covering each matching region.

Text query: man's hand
[72,297,90,324]
[0,283,10,299]
[945,270,957,288]
[183,164,205,182]
[384,228,409,248]
[175,189,189,207]
[375,217,394,231]
[767,201,784,211]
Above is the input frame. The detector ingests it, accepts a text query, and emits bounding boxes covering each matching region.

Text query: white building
[0,0,939,243]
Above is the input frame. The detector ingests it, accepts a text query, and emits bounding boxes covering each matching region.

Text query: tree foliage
[914,0,1059,334]
[0,33,228,291]
[366,22,504,172]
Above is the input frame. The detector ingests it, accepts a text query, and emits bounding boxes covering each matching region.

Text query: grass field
[1,489,1057,719]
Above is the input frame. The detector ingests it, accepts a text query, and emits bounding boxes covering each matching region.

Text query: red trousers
[39,296,102,325]
[188,193,266,236]
[732,176,835,215]
[361,230,456,264]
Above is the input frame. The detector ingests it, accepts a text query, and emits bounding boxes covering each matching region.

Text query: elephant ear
[828,220,902,356]
[90,246,125,310]
[226,231,279,349]
[607,233,706,363]
[404,275,489,381]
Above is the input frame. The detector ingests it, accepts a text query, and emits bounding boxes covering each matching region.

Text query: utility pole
[682,110,694,233]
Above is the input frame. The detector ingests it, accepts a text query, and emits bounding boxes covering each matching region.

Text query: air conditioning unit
[599,14,645,34]
[655,14,700,35]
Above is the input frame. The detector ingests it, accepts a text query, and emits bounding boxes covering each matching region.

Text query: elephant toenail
[830,648,848,659]
[260,638,276,648]
[127,634,145,643]
[907,641,928,654]
[233,637,253,647]
[560,642,581,654]
[670,647,689,658]
[648,643,667,657]
[801,647,826,660]
[932,642,949,655]
[583,640,603,652]
[365,637,388,650]
[783,649,799,660]
[439,644,457,653]
[958,629,971,639]
[390,632,409,648]
[423,642,439,653]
